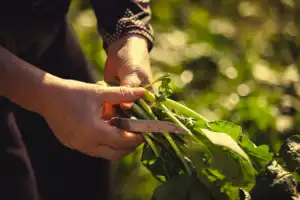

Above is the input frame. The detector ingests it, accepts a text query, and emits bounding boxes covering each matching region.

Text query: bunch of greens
[98,74,274,200]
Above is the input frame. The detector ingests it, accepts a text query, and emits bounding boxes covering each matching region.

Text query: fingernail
[134,87,145,95]
[124,131,135,138]
[121,102,133,109]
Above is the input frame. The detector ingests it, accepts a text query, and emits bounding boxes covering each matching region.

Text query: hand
[104,35,153,88]
[40,79,145,160]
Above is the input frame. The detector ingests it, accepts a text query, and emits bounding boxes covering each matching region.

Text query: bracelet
[102,9,154,51]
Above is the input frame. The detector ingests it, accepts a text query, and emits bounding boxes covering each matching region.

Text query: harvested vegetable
[97,74,274,200]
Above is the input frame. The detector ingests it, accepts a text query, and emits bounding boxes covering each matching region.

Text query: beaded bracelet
[102,9,154,52]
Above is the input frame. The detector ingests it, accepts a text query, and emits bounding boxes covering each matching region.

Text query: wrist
[102,22,154,53]
[107,34,148,55]
[35,74,66,116]
[8,71,66,117]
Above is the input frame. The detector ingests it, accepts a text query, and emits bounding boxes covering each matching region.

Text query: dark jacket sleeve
[90,0,154,51]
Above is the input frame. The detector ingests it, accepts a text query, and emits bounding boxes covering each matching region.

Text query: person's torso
[0,0,72,32]
[0,0,72,57]
[1,0,71,16]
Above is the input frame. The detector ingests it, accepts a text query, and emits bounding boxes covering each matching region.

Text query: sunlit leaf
[206,120,242,141]
[239,135,274,173]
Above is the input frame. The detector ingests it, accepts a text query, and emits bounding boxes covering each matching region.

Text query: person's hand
[40,79,145,160]
[104,35,153,88]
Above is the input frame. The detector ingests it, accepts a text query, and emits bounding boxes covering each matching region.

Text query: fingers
[96,120,145,149]
[101,103,116,120]
[106,128,145,149]
[117,73,141,108]
[86,145,134,160]
[120,68,152,87]
[120,70,154,93]
[81,120,144,160]
[121,73,142,87]
[101,86,144,105]
[103,59,118,84]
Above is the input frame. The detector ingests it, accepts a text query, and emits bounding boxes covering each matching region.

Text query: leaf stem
[139,92,194,175]
[137,99,157,119]
[164,99,208,122]
[135,97,193,175]
[132,103,152,119]
[143,134,160,157]
[143,90,208,122]
[130,103,160,157]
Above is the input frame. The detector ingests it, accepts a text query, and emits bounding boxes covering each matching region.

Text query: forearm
[0,46,63,115]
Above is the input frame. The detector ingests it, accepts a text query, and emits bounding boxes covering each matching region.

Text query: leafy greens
[97,74,274,200]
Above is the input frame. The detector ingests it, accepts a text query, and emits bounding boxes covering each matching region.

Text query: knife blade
[112,117,188,134]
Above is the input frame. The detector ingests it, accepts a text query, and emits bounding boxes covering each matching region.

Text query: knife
[111,117,188,134]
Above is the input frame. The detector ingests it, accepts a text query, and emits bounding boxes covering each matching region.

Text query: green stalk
[143,90,156,102]
[143,90,207,122]
[96,81,193,175]
[132,103,152,119]
[155,100,211,161]
[138,96,192,175]
[143,91,197,140]
[143,134,160,157]
[137,99,157,119]
[131,103,160,157]
[142,91,212,175]
[164,99,208,122]
[131,103,179,180]
[163,133,192,175]
[160,104,193,136]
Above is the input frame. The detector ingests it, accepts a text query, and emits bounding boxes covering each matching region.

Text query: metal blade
[113,117,188,134]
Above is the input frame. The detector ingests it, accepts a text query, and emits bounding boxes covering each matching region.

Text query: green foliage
[70,0,300,199]
[206,120,274,173]
[191,127,255,189]
[206,121,242,141]
[239,135,274,173]
[101,76,273,199]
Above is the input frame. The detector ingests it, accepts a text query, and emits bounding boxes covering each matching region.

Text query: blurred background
[68,0,300,199]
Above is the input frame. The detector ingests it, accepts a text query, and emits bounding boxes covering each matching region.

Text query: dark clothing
[0,0,154,51]
[0,20,110,200]
[0,1,154,200]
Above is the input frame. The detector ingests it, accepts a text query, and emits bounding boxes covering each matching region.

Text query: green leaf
[152,74,173,101]
[205,120,273,173]
[200,128,250,162]
[210,147,255,189]
[239,135,273,173]
[151,174,214,200]
[206,120,242,141]
[190,125,256,189]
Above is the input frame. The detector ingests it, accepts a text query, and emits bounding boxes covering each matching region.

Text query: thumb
[101,86,145,105]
